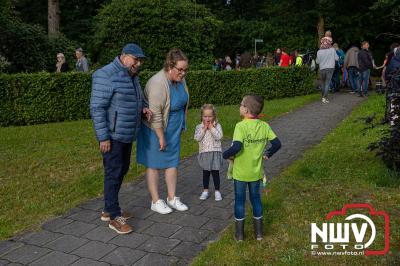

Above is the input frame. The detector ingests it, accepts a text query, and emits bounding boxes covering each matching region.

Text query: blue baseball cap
[121,43,146,58]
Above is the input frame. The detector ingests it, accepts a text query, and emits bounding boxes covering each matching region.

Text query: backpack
[336,49,345,67]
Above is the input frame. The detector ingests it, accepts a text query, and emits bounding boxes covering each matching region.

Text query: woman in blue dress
[137,49,189,214]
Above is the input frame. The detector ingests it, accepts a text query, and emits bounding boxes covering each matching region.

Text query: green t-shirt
[232,119,277,182]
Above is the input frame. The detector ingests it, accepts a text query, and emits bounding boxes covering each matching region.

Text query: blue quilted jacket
[90,57,145,143]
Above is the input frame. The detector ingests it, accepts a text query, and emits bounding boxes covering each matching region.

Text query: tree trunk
[48,0,60,36]
[316,15,324,47]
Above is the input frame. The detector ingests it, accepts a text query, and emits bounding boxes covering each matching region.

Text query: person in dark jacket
[357,41,374,97]
[344,45,360,93]
[385,48,400,82]
[55,53,68,73]
[90,43,152,234]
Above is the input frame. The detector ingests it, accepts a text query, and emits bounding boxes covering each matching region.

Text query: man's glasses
[127,55,144,64]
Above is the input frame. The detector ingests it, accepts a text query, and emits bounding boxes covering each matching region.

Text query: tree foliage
[91,0,222,70]
[0,0,76,72]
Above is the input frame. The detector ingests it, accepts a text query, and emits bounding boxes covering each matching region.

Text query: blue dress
[137,81,188,168]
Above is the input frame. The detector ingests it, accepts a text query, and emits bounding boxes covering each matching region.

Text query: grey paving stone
[2,245,50,265]
[201,218,231,233]
[170,228,212,243]
[6,263,23,266]
[129,219,154,233]
[16,230,62,246]
[202,207,232,220]
[84,226,118,242]
[41,217,74,232]
[186,205,207,216]
[109,233,150,249]
[44,235,88,253]
[172,214,209,229]
[179,195,202,206]
[30,251,79,266]
[139,237,180,255]
[169,241,204,259]
[125,206,154,220]
[133,253,179,266]
[119,182,142,194]
[70,258,110,266]
[123,196,149,208]
[146,212,182,224]
[79,199,104,211]
[67,209,99,222]
[142,223,181,238]
[54,221,97,236]
[100,247,146,265]
[71,241,116,260]
[0,259,9,266]
[0,241,23,257]
[62,207,83,217]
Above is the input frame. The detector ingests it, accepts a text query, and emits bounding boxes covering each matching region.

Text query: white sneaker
[322,98,327,103]
[167,196,188,211]
[215,191,222,201]
[325,98,330,103]
[151,199,172,214]
[199,191,209,200]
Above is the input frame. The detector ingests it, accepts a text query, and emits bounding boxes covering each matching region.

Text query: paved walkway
[0,93,364,266]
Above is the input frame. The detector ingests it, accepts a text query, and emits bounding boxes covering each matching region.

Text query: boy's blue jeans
[102,139,132,219]
[234,179,262,220]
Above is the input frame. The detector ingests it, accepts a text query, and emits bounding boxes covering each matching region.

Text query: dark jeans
[203,170,220,190]
[348,67,360,92]
[234,179,262,220]
[320,68,334,98]
[329,66,340,92]
[102,139,132,219]
[360,69,371,96]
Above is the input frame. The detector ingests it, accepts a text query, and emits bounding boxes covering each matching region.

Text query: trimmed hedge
[0,67,314,126]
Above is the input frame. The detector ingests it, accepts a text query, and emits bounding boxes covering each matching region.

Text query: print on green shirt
[232,119,277,182]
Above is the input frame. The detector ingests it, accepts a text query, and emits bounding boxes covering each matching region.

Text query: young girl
[194,104,223,201]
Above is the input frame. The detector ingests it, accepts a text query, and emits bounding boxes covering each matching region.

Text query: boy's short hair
[242,94,264,116]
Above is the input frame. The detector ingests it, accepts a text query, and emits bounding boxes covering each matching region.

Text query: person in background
[320,30,333,49]
[330,43,345,92]
[235,53,241,70]
[274,48,281,65]
[358,41,374,97]
[344,44,360,94]
[212,59,221,71]
[316,42,338,103]
[295,50,303,66]
[55,53,68,73]
[279,48,291,67]
[75,47,89,72]
[225,55,233,70]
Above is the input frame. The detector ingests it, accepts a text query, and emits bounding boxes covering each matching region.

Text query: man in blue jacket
[90,43,151,234]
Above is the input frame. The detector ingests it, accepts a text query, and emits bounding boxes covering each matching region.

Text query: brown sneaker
[109,216,133,234]
[101,211,132,222]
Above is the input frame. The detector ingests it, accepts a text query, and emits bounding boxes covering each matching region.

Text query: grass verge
[0,93,319,240]
[192,94,400,265]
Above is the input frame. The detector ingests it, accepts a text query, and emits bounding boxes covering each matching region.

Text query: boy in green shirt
[223,94,281,241]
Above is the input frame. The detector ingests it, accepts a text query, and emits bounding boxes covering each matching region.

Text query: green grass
[0,93,319,240]
[192,94,400,265]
